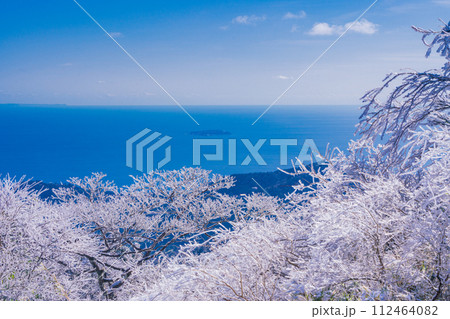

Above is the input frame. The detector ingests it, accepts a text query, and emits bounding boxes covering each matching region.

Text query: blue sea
[0,104,360,185]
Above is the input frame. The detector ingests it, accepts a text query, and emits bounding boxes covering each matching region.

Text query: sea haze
[0,104,360,185]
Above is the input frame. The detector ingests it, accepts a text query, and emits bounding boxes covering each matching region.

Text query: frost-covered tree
[52,169,239,300]
[131,194,297,301]
[357,20,450,173]
[1,169,241,300]
[0,177,93,300]
[284,21,449,300]
[284,21,448,301]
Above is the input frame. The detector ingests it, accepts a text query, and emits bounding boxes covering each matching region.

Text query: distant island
[190,129,231,136]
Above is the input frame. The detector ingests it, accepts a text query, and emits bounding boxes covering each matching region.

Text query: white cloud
[232,15,266,25]
[275,75,292,80]
[309,23,337,35]
[348,19,378,34]
[433,0,450,6]
[110,32,123,38]
[308,19,378,36]
[283,11,306,20]
[291,24,299,32]
[219,25,229,30]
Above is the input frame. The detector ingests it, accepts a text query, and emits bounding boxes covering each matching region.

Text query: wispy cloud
[219,25,229,30]
[432,0,450,6]
[275,75,293,80]
[283,11,306,20]
[232,15,266,25]
[308,19,378,36]
[291,24,299,32]
[60,62,73,67]
[109,32,123,38]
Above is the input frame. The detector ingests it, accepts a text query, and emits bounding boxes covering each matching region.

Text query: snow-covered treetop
[357,20,450,172]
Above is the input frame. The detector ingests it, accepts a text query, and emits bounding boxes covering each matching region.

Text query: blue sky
[0,0,448,106]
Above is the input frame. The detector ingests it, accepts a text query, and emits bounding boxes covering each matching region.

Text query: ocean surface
[0,104,361,185]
